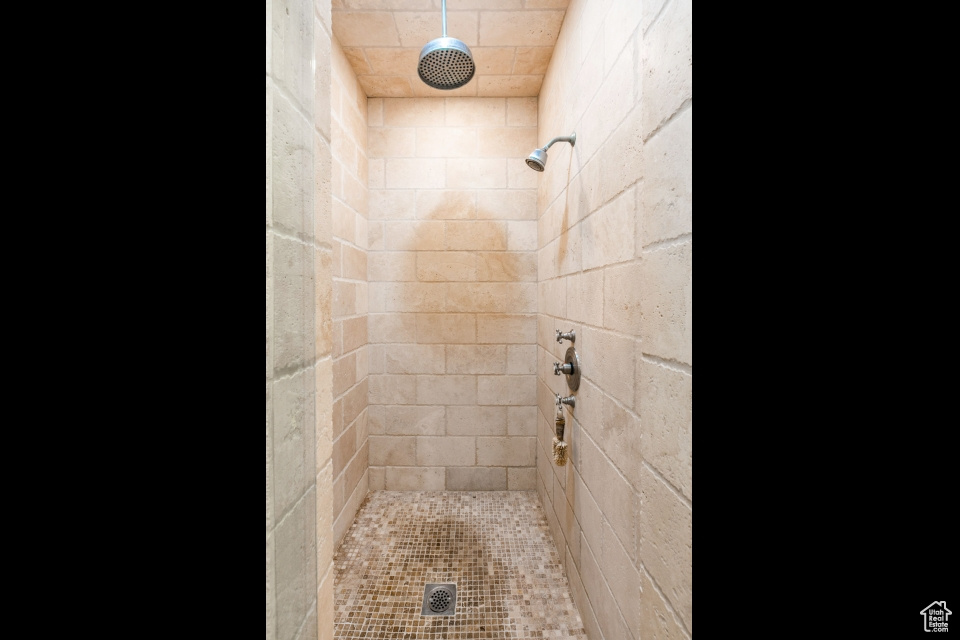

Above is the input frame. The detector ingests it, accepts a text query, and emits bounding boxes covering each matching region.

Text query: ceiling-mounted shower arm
[441,0,447,37]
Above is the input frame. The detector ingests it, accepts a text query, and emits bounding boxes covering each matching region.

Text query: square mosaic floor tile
[334,491,587,639]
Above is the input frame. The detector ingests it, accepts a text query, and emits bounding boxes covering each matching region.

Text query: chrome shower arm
[542,132,576,151]
[442,0,447,37]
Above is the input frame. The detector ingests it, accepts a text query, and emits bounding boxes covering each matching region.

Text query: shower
[525,132,577,171]
[417,0,476,90]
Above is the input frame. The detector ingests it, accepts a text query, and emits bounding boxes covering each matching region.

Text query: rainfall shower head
[418,0,475,90]
[526,132,576,171]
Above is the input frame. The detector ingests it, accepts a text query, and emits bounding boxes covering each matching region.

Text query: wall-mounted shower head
[418,0,475,90]
[525,132,576,171]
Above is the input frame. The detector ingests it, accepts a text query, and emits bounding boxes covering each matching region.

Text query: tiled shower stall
[268,0,691,638]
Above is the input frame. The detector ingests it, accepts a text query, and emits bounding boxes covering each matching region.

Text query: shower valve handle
[553,361,574,375]
[556,329,576,344]
[555,393,576,409]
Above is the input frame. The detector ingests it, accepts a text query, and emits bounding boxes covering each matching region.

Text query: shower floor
[333,491,587,639]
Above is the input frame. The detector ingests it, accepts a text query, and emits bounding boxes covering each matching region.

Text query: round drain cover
[429,586,453,612]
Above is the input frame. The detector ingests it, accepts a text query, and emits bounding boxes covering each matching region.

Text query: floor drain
[421,583,456,616]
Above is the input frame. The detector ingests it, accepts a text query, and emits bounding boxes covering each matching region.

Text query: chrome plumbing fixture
[417,0,475,90]
[555,392,576,409]
[421,583,457,616]
[526,132,576,171]
[553,346,581,391]
[556,329,575,344]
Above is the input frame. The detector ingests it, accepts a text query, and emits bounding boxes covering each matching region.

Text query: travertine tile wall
[267,0,335,639]
[330,35,370,550]
[366,96,541,491]
[534,1,692,639]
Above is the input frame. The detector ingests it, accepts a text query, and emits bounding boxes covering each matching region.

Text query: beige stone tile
[363,47,420,75]
[394,11,479,47]
[447,282,536,313]
[384,344,446,374]
[578,431,638,560]
[358,75,414,98]
[446,344,506,374]
[639,570,689,639]
[641,107,692,246]
[506,405,537,435]
[507,155,538,188]
[446,467,507,490]
[416,436,477,467]
[479,11,565,46]
[367,312,417,343]
[478,375,536,405]
[639,241,691,365]
[603,260,641,334]
[341,245,367,282]
[342,315,368,353]
[580,326,635,409]
[416,375,478,405]
[478,75,544,96]
[367,127,416,159]
[641,0,692,138]
[332,11,401,47]
[383,466,445,490]
[638,358,692,501]
[416,251,477,282]
[478,126,539,158]
[473,47,516,74]
[477,189,537,220]
[342,378,368,426]
[367,251,417,282]
[506,344,536,375]
[383,97,445,126]
[639,465,692,631]
[581,187,635,270]
[476,436,535,466]
[477,252,537,281]
[378,405,446,436]
[409,77,479,98]
[447,158,507,188]
[367,466,385,490]
[506,97,538,127]
[444,97,505,126]
[368,374,417,405]
[416,189,477,220]
[513,46,553,74]
[332,352,357,398]
[416,313,476,343]
[333,423,357,478]
[445,220,508,250]
[341,47,372,75]
[446,405,508,436]
[367,158,385,189]
[382,220,445,250]
[507,467,536,489]
[382,282,446,312]
[416,126,478,157]
[477,313,537,344]
[507,220,538,251]
[385,157,446,188]
[369,435,416,466]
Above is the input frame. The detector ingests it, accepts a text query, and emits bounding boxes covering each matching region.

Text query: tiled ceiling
[331,0,570,98]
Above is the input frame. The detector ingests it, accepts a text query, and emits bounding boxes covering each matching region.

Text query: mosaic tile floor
[334,491,587,639]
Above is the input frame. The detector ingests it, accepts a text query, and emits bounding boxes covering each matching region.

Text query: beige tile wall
[330,34,370,552]
[267,0,335,639]
[366,96,540,491]
[534,0,692,639]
